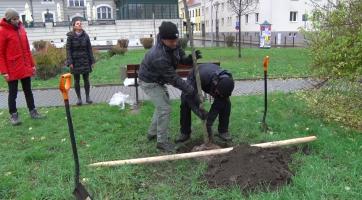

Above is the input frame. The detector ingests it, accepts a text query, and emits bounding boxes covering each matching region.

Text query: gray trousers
[140,81,171,143]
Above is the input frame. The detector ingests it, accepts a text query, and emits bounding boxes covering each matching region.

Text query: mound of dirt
[204,144,297,192]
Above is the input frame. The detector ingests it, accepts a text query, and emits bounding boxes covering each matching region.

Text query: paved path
[0,78,319,109]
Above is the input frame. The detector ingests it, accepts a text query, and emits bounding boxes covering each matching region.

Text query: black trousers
[180,94,231,135]
[8,77,35,114]
[73,73,90,98]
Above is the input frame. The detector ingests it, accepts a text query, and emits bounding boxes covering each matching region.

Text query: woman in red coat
[0,9,43,125]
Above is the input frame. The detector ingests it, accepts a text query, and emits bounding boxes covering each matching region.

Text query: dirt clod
[204,144,297,192]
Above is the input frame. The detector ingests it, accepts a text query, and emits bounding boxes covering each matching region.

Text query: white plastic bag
[109,92,134,109]
[123,78,136,86]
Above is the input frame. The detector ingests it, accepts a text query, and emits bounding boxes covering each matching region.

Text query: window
[221,3,224,11]
[245,14,248,23]
[69,0,85,7]
[43,0,53,2]
[97,6,112,19]
[221,18,224,26]
[43,11,55,22]
[255,13,259,23]
[290,11,297,22]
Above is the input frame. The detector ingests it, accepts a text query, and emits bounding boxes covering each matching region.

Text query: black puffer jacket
[66,31,95,74]
[138,35,194,94]
[189,63,233,96]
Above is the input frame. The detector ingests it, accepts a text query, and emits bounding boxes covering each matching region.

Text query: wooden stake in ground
[182,0,213,144]
[89,136,317,167]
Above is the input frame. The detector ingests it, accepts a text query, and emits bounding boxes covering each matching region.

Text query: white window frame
[255,13,259,23]
[42,11,56,22]
[68,0,86,7]
[245,14,249,24]
[96,4,113,20]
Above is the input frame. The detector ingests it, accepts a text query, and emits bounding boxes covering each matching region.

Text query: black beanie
[217,77,235,97]
[159,21,179,40]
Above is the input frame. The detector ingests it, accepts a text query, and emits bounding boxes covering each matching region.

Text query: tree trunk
[182,0,210,144]
[238,14,242,58]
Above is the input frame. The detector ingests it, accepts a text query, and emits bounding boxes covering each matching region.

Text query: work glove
[186,50,202,64]
[195,50,202,59]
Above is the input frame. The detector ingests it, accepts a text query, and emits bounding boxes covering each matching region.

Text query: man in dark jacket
[176,63,235,143]
[139,21,201,153]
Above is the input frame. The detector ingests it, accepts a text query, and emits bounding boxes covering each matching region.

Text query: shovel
[59,73,93,200]
[182,0,220,151]
[261,56,270,132]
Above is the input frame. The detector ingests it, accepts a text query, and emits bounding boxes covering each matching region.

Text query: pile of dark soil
[204,144,301,192]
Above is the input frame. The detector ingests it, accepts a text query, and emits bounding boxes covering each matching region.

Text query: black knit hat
[217,77,235,97]
[159,21,179,40]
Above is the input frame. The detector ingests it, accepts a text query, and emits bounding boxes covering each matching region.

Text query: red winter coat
[0,18,35,81]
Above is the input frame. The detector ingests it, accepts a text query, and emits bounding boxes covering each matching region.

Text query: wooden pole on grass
[89,136,317,167]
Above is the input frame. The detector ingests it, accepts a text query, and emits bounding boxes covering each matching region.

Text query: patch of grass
[196,47,311,79]
[0,48,311,90]
[0,93,361,199]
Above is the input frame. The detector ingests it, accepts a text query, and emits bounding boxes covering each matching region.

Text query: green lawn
[0,47,311,90]
[1,93,361,199]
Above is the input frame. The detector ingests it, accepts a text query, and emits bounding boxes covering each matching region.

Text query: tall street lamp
[210,0,214,46]
[214,1,220,43]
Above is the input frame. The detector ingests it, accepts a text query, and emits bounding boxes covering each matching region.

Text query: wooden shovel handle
[59,73,72,100]
[263,56,270,72]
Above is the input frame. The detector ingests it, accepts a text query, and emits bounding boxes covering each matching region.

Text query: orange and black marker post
[59,73,93,200]
[261,56,270,132]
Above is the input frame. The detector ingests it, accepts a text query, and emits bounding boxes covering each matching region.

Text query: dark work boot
[85,84,93,104]
[217,132,232,141]
[29,109,44,119]
[85,95,93,104]
[156,142,176,153]
[75,86,82,106]
[175,133,190,143]
[76,98,82,106]
[147,134,156,141]
[10,112,21,126]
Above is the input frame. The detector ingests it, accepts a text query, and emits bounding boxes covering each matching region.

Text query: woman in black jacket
[66,19,95,105]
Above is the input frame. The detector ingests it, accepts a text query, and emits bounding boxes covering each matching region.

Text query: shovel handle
[263,56,270,72]
[59,73,72,100]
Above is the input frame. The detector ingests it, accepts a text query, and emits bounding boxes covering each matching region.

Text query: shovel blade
[73,183,92,200]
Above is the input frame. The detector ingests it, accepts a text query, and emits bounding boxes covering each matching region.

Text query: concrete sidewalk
[0,78,319,109]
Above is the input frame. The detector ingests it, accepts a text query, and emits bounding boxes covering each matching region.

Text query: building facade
[116,0,179,20]
[178,0,330,45]
[0,0,179,23]
[0,0,181,48]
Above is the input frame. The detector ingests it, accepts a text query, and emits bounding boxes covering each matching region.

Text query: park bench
[125,62,220,104]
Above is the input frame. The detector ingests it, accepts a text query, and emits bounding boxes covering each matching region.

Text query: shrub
[108,46,127,57]
[32,40,50,52]
[140,38,154,49]
[92,48,102,61]
[302,0,362,80]
[117,39,129,49]
[225,35,235,47]
[34,46,66,80]
[179,38,189,49]
[298,79,362,130]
